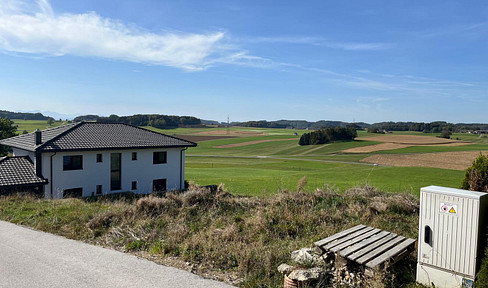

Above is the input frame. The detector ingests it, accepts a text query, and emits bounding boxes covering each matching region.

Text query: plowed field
[362,151,488,170]
[344,135,470,153]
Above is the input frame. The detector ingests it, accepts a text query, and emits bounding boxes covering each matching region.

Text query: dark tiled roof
[0,122,196,152]
[0,156,47,188]
[0,123,77,151]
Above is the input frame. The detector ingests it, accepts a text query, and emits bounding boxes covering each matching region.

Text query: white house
[0,122,196,198]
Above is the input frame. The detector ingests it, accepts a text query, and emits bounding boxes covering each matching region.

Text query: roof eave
[0,143,36,152]
[0,181,48,189]
[37,143,197,153]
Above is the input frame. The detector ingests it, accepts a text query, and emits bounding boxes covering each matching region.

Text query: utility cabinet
[417,186,488,288]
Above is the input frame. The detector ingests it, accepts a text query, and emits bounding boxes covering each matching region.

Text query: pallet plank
[314,224,366,248]
[355,236,405,265]
[365,238,416,268]
[324,226,375,250]
[347,233,397,261]
[340,230,390,257]
[330,228,381,253]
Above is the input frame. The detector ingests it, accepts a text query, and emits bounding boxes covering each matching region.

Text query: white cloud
[0,0,237,71]
[243,36,393,51]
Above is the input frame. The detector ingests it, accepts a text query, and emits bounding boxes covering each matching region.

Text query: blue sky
[0,0,486,123]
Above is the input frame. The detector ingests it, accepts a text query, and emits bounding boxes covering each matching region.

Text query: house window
[132,152,137,160]
[96,154,103,163]
[96,185,102,195]
[63,187,83,198]
[63,155,83,170]
[153,151,167,164]
[153,179,167,192]
[131,181,137,190]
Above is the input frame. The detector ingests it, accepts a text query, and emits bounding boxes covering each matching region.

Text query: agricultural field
[10,122,487,196]
[148,126,488,196]
[11,119,69,134]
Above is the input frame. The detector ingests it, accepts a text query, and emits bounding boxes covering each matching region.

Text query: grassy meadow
[10,120,488,196]
[153,127,488,196]
[12,119,69,133]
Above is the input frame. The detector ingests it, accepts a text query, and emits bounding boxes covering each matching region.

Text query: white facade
[14,147,187,198]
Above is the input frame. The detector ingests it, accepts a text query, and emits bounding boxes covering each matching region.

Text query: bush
[438,129,452,139]
[461,153,488,192]
[478,247,488,287]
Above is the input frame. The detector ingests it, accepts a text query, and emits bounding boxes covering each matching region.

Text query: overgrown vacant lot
[0,185,420,287]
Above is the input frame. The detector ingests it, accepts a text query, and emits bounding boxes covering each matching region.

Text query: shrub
[461,153,488,192]
[478,247,488,288]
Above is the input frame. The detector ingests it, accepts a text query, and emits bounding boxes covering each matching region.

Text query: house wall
[42,148,186,199]
[12,148,35,160]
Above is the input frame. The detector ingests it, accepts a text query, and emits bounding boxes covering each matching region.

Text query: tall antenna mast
[227,114,230,135]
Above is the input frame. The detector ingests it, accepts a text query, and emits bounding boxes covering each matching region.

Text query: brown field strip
[344,135,470,153]
[173,135,236,143]
[344,143,411,153]
[194,130,266,137]
[362,151,488,170]
[214,138,298,148]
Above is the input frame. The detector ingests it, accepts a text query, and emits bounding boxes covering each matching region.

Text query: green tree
[439,129,452,139]
[461,153,488,192]
[47,117,54,126]
[0,118,17,156]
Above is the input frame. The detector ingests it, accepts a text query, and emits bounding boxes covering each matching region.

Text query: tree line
[370,121,488,133]
[74,114,201,129]
[299,127,357,145]
[0,110,50,121]
[233,120,370,130]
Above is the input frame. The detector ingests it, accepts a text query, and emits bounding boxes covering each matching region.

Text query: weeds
[0,185,419,287]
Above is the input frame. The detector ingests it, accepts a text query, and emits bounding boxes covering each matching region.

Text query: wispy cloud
[243,36,393,51]
[416,22,488,38]
[0,0,246,71]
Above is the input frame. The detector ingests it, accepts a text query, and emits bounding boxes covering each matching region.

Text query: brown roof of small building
[0,122,196,152]
[0,156,47,188]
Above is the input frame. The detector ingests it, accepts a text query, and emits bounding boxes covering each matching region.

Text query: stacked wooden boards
[314,224,416,270]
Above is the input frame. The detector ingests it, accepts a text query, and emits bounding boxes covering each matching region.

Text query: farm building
[0,122,196,198]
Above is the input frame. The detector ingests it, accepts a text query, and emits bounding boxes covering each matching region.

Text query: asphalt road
[0,220,234,288]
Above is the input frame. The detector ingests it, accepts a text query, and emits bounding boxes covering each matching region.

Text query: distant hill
[0,110,51,120]
[74,114,202,129]
[231,120,370,129]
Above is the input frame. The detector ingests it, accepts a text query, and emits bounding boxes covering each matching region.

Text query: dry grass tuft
[0,185,420,287]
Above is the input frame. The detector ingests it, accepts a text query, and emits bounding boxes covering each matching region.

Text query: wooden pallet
[314,225,416,271]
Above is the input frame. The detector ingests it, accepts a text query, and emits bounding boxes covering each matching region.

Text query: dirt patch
[215,138,298,148]
[358,135,469,145]
[194,130,266,137]
[173,135,236,143]
[344,135,471,153]
[344,143,411,153]
[362,151,488,170]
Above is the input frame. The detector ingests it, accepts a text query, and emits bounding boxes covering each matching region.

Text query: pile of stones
[277,247,366,287]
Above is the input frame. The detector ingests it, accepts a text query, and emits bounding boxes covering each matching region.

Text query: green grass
[12,119,69,134]
[186,157,464,196]
[175,128,487,196]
